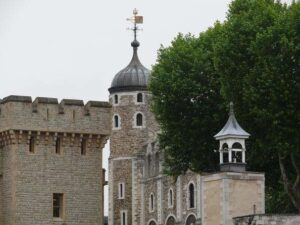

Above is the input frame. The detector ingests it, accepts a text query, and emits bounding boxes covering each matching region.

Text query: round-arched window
[136,113,143,126]
[189,183,195,208]
[114,115,120,128]
[137,93,143,103]
[166,216,176,225]
[186,214,196,225]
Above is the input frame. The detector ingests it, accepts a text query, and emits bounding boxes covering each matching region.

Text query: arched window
[232,142,242,149]
[189,183,195,208]
[186,214,196,225]
[114,95,118,104]
[149,221,157,225]
[166,216,176,225]
[222,143,229,163]
[136,113,143,126]
[114,115,120,128]
[168,189,173,208]
[150,193,154,212]
[137,93,143,103]
[232,142,243,162]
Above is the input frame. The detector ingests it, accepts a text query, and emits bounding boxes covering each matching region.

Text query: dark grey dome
[109,41,151,94]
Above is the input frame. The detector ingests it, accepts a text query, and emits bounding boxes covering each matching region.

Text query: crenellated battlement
[0,95,112,135]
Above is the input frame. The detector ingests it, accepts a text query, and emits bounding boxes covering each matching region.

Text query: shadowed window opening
[189,183,195,208]
[136,113,143,126]
[53,193,64,218]
[137,93,143,102]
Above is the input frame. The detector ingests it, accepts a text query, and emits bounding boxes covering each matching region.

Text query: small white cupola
[214,102,250,172]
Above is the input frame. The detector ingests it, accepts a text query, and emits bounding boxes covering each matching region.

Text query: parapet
[0,95,112,135]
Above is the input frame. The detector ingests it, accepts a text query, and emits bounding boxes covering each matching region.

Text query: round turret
[108,41,150,94]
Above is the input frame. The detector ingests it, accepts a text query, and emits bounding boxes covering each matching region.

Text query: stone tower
[108,9,158,225]
[0,95,111,225]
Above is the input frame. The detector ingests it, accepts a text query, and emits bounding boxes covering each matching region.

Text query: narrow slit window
[137,93,143,103]
[121,211,127,225]
[136,113,143,126]
[81,138,87,155]
[29,137,35,153]
[114,95,118,104]
[150,194,154,212]
[189,183,195,208]
[114,115,119,128]
[169,189,173,207]
[53,193,64,218]
[56,137,61,154]
[119,183,125,199]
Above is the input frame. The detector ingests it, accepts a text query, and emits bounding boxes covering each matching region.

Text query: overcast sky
[0,0,293,216]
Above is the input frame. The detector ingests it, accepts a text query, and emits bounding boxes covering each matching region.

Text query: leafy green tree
[215,0,300,212]
[150,0,300,212]
[150,25,226,177]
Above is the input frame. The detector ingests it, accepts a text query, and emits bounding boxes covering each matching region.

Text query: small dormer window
[136,113,143,126]
[137,93,143,103]
[114,95,118,104]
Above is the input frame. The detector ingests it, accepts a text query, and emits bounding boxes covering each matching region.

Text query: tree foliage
[150,0,300,213]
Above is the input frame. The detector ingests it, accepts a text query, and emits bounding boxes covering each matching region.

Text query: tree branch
[291,153,300,191]
[279,153,299,211]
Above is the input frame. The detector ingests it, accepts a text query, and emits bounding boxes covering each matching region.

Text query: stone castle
[0,96,111,224]
[107,16,265,225]
[0,9,298,225]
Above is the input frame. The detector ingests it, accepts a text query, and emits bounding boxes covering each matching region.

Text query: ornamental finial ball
[133,8,138,15]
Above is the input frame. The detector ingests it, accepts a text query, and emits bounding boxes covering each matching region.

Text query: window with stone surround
[168,188,174,208]
[29,136,35,153]
[113,114,121,129]
[120,210,127,225]
[81,138,87,155]
[114,95,118,104]
[118,183,125,199]
[188,183,195,209]
[136,113,143,126]
[55,137,61,154]
[149,193,155,212]
[53,193,64,218]
[137,93,143,103]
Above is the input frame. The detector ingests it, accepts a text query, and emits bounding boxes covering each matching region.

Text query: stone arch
[165,215,176,225]
[185,213,196,225]
[148,219,157,225]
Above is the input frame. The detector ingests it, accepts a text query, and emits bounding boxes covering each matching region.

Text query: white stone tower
[108,9,158,225]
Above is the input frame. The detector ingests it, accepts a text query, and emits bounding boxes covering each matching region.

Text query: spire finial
[229,102,234,116]
[127,8,143,48]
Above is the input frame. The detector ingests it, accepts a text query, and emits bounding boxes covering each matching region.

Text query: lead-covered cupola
[108,9,150,94]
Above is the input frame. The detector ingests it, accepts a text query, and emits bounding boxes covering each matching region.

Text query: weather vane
[127,8,143,41]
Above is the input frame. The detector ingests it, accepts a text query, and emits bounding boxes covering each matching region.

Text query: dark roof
[109,40,150,94]
[214,102,250,140]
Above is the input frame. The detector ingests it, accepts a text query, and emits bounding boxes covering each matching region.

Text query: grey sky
[0,0,293,216]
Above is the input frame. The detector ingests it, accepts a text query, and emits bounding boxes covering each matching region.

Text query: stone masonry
[233,214,300,225]
[0,95,111,225]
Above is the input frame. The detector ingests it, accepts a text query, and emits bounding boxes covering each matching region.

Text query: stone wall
[0,95,111,225]
[109,91,159,225]
[233,214,300,225]
[201,172,265,225]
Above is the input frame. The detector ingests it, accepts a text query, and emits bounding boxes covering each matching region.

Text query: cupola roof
[214,102,250,140]
[109,41,150,94]
[109,9,150,94]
